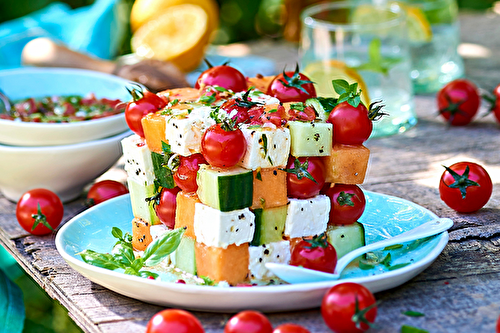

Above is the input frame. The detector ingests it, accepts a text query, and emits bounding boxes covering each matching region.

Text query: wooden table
[1,11,500,333]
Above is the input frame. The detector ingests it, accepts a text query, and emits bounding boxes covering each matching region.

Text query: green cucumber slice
[326,222,366,259]
[288,121,332,157]
[251,205,288,246]
[172,236,197,275]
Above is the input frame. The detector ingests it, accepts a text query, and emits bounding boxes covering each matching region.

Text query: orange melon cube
[252,168,288,209]
[132,217,153,251]
[158,87,200,102]
[174,191,200,239]
[141,112,167,154]
[195,242,249,285]
[247,75,274,93]
[322,144,370,184]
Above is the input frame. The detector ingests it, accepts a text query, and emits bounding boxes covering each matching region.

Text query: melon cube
[238,124,291,169]
[127,177,159,225]
[194,203,255,248]
[195,242,249,285]
[248,241,291,281]
[251,205,287,246]
[121,134,156,185]
[322,144,370,184]
[288,121,332,157]
[141,112,168,154]
[132,217,153,251]
[284,195,330,238]
[252,168,287,209]
[174,191,200,239]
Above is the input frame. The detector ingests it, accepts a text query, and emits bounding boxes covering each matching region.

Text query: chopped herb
[388,262,411,271]
[401,311,425,317]
[401,325,429,333]
[384,244,404,250]
[201,276,216,286]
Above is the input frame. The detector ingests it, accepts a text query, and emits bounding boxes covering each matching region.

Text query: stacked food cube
[120,77,370,285]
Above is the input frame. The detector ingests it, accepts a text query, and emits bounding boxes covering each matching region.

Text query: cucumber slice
[326,222,366,259]
[288,121,332,157]
[171,236,197,275]
[251,205,288,246]
[197,165,253,212]
[127,177,159,225]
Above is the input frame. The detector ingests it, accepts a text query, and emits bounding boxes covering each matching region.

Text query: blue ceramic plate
[55,191,449,312]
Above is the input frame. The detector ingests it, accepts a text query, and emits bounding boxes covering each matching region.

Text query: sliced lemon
[402,5,433,43]
[303,60,371,107]
[130,0,219,34]
[131,4,210,72]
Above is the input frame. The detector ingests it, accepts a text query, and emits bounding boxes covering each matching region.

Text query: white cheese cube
[238,125,291,169]
[121,134,155,185]
[248,241,291,280]
[284,195,330,238]
[165,106,215,156]
[194,203,255,248]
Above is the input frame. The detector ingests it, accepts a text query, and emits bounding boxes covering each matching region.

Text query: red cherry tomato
[146,309,204,333]
[87,180,129,206]
[267,66,316,103]
[490,84,500,124]
[155,187,181,228]
[287,104,316,121]
[273,324,310,333]
[437,79,480,126]
[220,98,251,125]
[248,105,287,127]
[195,65,248,92]
[286,157,325,199]
[327,101,372,145]
[325,184,366,225]
[16,189,63,236]
[439,162,492,213]
[201,123,247,168]
[321,282,377,333]
[496,313,500,333]
[174,154,207,192]
[224,311,273,333]
[290,233,337,273]
[125,89,167,137]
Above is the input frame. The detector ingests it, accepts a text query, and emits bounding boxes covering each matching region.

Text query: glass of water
[400,0,464,93]
[299,1,416,138]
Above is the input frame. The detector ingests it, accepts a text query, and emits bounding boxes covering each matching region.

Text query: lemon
[303,60,371,107]
[130,0,219,34]
[131,4,210,72]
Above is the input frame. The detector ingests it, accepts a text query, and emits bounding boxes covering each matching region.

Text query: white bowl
[0,68,133,146]
[0,130,132,203]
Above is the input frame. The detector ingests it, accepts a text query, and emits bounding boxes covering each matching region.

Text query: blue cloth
[0,269,24,333]
[0,0,126,69]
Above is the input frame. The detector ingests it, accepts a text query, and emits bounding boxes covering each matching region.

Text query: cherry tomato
[174,154,207,192]
[439,162,492,213]
[437,79,480,126]
[125,88,167,137]
[327,102,372,145]
[155,187,181,228]
[290,233,337,273]
[325,185,366,225]
[224,310,273,333]
[248,105,287,127]
[286,157,325,199]
[146,309,204,333]
[490,84,500,124]
[201,123,247,168]
[321,282,377,333]
[87,180,129,206]
[273,324,311,333]
[267,66,316,103]
[195,64,247,92]
[496,313,500,333]
[16,189,63,236]
[287,103,316,121]
[220,98,251,125]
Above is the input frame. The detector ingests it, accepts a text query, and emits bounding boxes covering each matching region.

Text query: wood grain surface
[1,11,500,333]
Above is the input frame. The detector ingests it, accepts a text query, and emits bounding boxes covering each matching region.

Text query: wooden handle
[21,38,116,73]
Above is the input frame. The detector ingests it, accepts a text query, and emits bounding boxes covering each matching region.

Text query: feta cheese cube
[165,106,215,156]
[121,134,155,185]
[284,195,330,238]
[248,241,291,280]
[239,125,291,169]
[194,203,255,248]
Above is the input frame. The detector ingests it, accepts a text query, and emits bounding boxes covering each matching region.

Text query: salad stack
[120,66,374,285]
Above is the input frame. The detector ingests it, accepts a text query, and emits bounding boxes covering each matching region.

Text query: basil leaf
[112,242,135,267]
[140,271,159,279]
[143,228,185,266]
[124,267,141,276]
[78,249,123,270]
[401,310,425,317]
[111,227,123,240]
[401,325,429,333]
[332,79,350,95]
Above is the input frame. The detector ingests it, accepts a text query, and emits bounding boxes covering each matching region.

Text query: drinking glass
[400,0,464,93]
[300,1,416,138]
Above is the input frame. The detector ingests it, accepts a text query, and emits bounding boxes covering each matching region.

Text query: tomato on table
[16,188,64,236]
[439,161,492,213]
[437,79,480,126]
[146,309,204,333]
[125,87,167,137]
[201,123,247,168]
[325,184,366,225]
[321,282,377,333]
[267,65,316,103]
[290,233,337,273]
[285,157,325,199]
[195,63,248,93]
[86,180,129,206]
[484,83,500,124]
[173,153,207,192]
[273,323,311,333]
[224,310,273,333]
[155,187,181,228]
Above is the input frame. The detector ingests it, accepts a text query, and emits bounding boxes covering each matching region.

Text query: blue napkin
[0,269,25,333]
[0,0,127,69]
